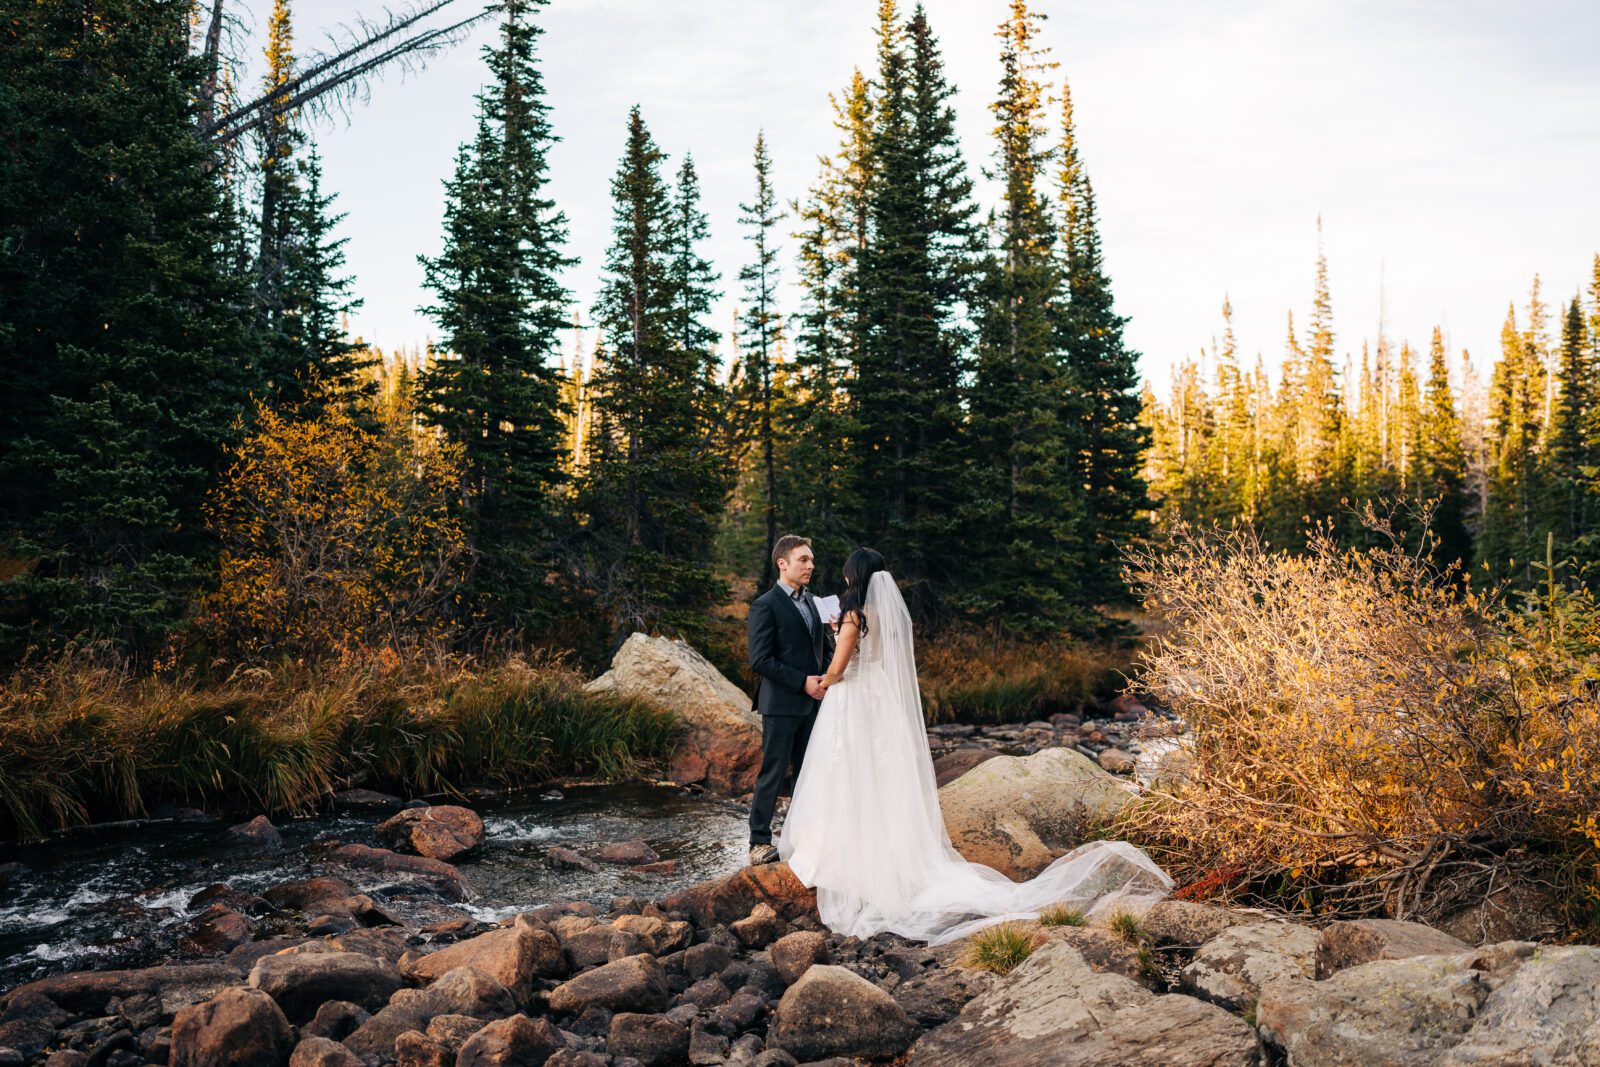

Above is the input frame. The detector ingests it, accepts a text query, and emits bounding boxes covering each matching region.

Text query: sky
[239,0,1600,389]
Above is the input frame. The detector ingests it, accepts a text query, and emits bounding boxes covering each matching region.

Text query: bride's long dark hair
[838,547,885,635]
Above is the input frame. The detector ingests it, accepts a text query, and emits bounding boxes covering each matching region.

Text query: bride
[777,547,1174,946]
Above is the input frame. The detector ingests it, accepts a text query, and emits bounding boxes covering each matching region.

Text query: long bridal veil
[778,570,1173,945]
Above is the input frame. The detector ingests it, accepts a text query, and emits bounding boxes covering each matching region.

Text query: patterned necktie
[790,587,815,635]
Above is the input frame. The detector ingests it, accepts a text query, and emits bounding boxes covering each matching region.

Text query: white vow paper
[811,593,840,623]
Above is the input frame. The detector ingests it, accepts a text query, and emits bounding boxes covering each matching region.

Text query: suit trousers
[748,708,818,845]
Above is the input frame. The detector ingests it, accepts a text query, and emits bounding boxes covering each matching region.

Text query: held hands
[804,675,830,701]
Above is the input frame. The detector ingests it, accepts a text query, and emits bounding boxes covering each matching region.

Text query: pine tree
[966,0,1087,634]
[581,107,734,641]
[1298,218,1347,527]
[1056,75,1150,601]
[737,132,786,586]
[1208,295,1251,521]
[0,0,260,661]
[780,70,874,591]
[1481,291,1548,580]
[416,0,575,632]
[1418,326,1471,569]
[852,1,982,620]
[1549,295,1595,557]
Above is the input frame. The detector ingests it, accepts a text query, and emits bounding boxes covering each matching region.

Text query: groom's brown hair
[772,534,811,567]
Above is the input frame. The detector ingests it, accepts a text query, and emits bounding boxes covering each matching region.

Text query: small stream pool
[0,783,753,994]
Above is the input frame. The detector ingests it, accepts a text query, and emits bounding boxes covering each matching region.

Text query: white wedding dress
[778,570,1173,945]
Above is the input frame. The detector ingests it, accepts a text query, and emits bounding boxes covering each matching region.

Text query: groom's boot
[748,843,779,866]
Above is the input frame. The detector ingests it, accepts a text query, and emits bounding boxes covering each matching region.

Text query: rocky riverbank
[5,637,1583,1065]
[5,837,1597,1066]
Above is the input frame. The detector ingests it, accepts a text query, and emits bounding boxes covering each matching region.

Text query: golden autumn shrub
[1121,513,1600,936]
[199,400,469,659]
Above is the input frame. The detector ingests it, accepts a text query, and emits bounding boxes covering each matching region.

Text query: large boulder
[401,922,564,999]
[909,941,1258,1066]
[375,805,484,861]
[170,987,294,1067]
[660,863,818,928]
[769,965,920,1063]
[937,747,1138,879]
[1257,940,1600,1066]
[1315,918,1470,979]
[585,632,762,794]
[248,948,404,1022]
[1181,921,1319,1011]
[547,954,669,1016]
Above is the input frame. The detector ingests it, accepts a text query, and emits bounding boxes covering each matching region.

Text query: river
[0,783,751,994]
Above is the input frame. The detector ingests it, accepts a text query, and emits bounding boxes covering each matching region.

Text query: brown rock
[424,1014,484,1052]
[263,877,358,912]
[289,1036,364,1067]
[548,954,669,1016]
[226,815,283,850]
[170,987,294,1067]
[401,924,563,1000]
[248,949,404,1022]
[608,1013,689,1067]
[611,914,692,956]
[544,847,599,873]
[592,839,661,866]
[769,931,829,986]
[0,963,244,1019]
[770,965,920,1062]
[585,632,763,794]
[630,860,679,875]
[301,1001,369,1042]
[1096,748,1136,774]
[343,967,516,1058]
[394,1030,453,1067]
[730,903,787,950]
[290,1036,365,1067]
[376,805,485,862]
[932,747,999,788]
[456,1014,564,1067]
[178,904,255,955]
[332,843,470,901]
[660,863,819,927]
[1315,919,1471,980]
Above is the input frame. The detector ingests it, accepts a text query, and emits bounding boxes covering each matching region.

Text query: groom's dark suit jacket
[747,583,833,717]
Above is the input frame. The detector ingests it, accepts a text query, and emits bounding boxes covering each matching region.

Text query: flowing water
[0,783,752,995]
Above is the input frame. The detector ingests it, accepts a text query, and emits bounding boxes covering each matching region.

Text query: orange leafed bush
[199,400,469,660]
[1120,510,1600,937]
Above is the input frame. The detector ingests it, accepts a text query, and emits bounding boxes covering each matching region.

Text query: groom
[745,534,833,866]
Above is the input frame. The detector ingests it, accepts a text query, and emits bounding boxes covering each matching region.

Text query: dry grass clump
[919,631,1130,725]
[1119,511,1600,937]
[963,922,1039,974]
[0,646,677,841]
[1038,904,1087,927]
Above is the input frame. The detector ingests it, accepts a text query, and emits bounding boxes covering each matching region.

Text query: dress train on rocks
[778,571,1173,946]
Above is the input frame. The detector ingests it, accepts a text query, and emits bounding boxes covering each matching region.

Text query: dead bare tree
[193,0,495,148]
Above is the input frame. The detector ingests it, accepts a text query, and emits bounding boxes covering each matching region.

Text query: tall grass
[0,648,677,842]
[918,631,1130,725]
